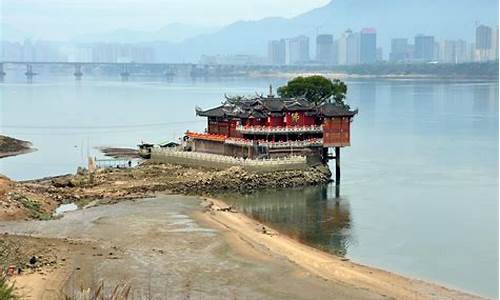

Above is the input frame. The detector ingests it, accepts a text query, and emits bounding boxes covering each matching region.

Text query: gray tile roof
[196,96,357,119]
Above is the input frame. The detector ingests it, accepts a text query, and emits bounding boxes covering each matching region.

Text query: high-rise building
[336,29,360,65]
[376,47,383,62]
[476,25,492,49]
[288,35,310,65]
[433,42,440,61]
[360,28,377,64]
[475,25,492,62]
[331,40,339,65]
[414,35,435,61]
[336,30,350,65]
[492,26,499,60]
[390,38,409,62]
[316,34,334,64]
[267,39,286,65]
[455,40,473,63]
[439,40,457,63]
[346,31,360,65]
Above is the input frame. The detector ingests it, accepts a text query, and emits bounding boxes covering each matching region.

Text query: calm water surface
[0,74,498,298]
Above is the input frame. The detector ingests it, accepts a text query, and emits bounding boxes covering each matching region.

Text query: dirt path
[14,268,71,300]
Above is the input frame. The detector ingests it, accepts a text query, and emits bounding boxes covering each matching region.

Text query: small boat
[137,143,154,159]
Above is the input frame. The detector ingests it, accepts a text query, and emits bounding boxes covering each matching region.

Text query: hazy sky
[1,0,330,40]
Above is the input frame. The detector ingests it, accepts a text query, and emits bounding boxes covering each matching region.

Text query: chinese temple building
[186,88,358,171]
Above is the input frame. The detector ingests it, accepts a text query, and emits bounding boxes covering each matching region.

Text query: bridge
[0,61,310,82]
[0,61,342,82]
[0,61,194,81]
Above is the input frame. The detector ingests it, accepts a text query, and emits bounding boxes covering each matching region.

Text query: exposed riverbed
[0,195,389,300]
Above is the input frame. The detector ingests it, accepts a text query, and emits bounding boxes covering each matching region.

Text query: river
[0,74,498,298]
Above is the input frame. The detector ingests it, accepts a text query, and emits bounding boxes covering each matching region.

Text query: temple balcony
[186,131,226,142]
[225,138,323,149]
[236,125,322,134]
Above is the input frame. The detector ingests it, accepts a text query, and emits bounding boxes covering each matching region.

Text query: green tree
[277,76,348,107]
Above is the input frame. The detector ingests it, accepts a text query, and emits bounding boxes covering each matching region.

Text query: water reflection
[473,83,497,113]
[348,81,376,125]
[220,185,353,256]
[412,83,436,115]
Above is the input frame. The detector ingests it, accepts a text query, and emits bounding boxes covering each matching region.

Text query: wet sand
[1,195,385,299]
[202,198,485,300]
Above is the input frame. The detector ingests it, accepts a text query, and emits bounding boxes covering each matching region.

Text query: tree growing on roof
[277,75,348,108]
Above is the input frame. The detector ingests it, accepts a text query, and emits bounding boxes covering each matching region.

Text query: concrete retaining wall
[151,148,309,172]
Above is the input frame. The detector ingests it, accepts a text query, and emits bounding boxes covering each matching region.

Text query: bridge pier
[164,66,175,78]
[24,64,37,83]
[120,64,130,81]
[323,147,341,198]
[335,147,340,198]
[0,63,5,82]
[74,64,83,80]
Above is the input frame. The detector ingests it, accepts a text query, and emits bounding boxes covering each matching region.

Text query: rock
[52,178,74,188]
[29,256,37,265]
[217,206,234,212]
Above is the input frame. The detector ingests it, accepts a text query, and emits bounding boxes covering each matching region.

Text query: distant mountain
[159,0,498,62]
[73,23,219,43]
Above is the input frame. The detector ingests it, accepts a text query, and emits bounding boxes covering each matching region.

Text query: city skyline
[266,23,499,66]
[2,23,499,65]
[1,0,498,65]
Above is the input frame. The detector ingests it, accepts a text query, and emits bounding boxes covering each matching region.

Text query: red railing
[225,138,323,148]
[186,131,226,142]
[236,125,322,134]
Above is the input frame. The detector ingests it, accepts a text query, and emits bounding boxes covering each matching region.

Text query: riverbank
[251,71,499,81]
[0,163,487,299]
[0,135,35,159]
[249,62,499,80]
[200,197,484,300]
[0,196,385,299]
[0,195,484,299]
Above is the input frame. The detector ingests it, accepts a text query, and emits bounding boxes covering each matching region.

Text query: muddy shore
[0,196,383,300]
[0,135,35,159]
[0,163,485,299]
[0,195,483,299]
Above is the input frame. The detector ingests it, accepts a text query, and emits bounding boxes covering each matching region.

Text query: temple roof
[196,96,357,119]
[319,103,358,117]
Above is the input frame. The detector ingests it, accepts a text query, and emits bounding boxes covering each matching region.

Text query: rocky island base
[0,162,331,221]
[0,135,35,159]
